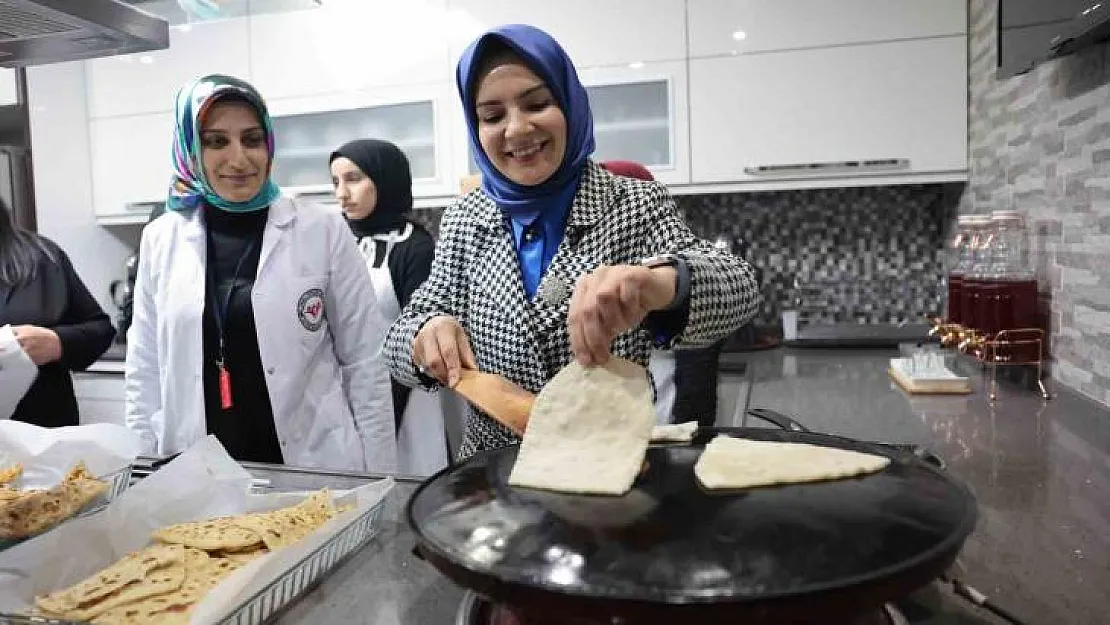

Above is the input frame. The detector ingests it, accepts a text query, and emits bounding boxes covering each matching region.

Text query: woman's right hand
[413,315,476,387]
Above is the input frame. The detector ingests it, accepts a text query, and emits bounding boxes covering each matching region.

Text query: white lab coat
[358,223,464,477]
[124,197,397,473]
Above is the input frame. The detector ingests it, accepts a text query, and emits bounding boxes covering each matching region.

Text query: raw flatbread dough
[508,358,655,496]
[694,436,891,490]
[651,421,698,443]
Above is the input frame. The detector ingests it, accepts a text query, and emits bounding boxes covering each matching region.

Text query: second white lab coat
[124,197,396,473]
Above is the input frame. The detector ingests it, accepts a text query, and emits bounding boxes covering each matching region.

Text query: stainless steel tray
[0,464,132,552]
[0,462,388,625]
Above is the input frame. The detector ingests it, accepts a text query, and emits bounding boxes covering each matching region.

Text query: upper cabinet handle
[743,159,910,176]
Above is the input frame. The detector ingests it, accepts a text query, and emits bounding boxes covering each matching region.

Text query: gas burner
[456,591,910,625]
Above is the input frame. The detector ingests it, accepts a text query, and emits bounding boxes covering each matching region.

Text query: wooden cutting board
[888,365,972,395]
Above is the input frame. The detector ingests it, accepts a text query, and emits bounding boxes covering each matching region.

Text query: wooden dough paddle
[450,369,535,435]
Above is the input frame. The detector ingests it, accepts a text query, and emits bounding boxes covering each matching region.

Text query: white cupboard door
[579,61,690,186]
[267,83,456,199]
[248,0,452,102]
[444,0,686,68]
[688,0,967,58]
[89,114,174,218]
[85,18,250,118]
[457,62,690,186]
[689,36,967,185]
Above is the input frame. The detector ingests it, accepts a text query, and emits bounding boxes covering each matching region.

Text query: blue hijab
[456,24,595,219]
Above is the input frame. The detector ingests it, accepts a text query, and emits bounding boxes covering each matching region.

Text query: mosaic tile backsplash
[411,183,961,327]
[676,185,961,326]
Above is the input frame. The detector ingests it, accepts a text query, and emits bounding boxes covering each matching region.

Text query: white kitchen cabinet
[248,0,451,102]
[582,61,689,185]
[73,372,126,427]
[459,61,690,186]
[89,113,174,219]
[268,83,456,199]
[688,0,967,58]
[85,18,250,118]
[444,0,685,68]
[689,36,967,186]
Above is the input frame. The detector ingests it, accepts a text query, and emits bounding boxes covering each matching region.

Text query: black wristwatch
[640,254,691,311]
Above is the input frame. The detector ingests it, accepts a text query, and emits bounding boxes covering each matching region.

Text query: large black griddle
[408,421,978,624]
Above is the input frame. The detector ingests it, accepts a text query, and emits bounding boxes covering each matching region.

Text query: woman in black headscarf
[330,139,455,476]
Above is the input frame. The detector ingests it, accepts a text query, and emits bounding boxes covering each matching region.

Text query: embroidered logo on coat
[297,288,325,331]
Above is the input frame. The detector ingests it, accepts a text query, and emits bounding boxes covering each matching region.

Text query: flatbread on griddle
[650,421,698,443]
[694,436,891,491]
[508,358,655,496]
[35,544,187,621]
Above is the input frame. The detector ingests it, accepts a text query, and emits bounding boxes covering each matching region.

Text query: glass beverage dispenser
[945,215,976,324]
[958,214,994,333]
[986,210,1039,358]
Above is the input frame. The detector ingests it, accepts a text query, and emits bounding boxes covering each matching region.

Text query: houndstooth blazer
[385,161,761,458]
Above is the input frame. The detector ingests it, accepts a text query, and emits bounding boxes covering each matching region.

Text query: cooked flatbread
[230,491,335,550]
[35,544,186,621]
[62,462,98,484]
[212,546,269,565]
[0,463,22,484]
[152,516,263,552]
[295,489,337,526]
[90,548,241,625]
[508,358,655,496]
[651,421,698,443]
[694,436,891,491]
[0,470,108,539]
[0,485,23,502]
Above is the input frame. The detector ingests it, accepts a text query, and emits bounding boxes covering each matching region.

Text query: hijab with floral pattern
[166,74,282,213]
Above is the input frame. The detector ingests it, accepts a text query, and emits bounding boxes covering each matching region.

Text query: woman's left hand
[13,325,62,366]
[568,264,677,366]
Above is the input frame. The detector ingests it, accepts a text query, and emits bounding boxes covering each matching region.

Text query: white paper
[0,325,37,420]
[0,435,394,625]
[0,420,140,488]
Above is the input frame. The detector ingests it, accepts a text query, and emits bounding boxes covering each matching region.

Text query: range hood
[0,0,169,67]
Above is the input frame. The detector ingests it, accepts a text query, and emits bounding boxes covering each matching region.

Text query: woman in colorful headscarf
[329,139,461,476]
[124,74,396,473]
[385,25,761,458]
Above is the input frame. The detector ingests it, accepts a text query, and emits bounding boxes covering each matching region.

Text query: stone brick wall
[963,0,1110,406]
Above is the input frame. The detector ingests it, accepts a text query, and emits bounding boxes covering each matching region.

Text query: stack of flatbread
[0,461,109,540]
[33,489,338,625]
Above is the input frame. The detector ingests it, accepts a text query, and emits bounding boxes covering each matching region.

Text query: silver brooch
[538,275,571,306]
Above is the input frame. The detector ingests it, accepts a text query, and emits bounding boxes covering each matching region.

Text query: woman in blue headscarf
[385,25,761,457]
[125,74,397,473]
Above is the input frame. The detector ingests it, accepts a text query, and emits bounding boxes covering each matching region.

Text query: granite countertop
[266,348,1110,625]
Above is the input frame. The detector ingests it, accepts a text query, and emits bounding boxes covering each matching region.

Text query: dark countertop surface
[260,348,1110,624]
